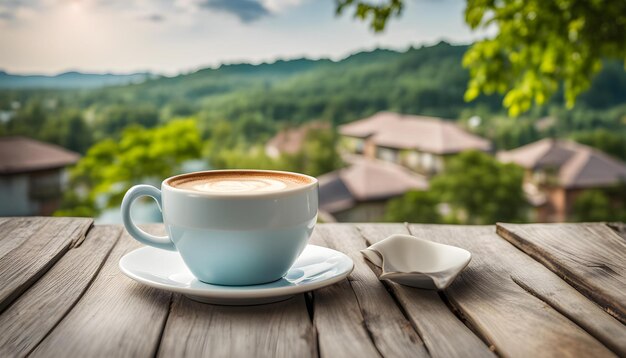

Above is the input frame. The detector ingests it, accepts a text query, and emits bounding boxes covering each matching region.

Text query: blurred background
[0,0,624,224]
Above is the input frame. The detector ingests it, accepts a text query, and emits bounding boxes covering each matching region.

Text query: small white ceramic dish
[361,234,471,290]
[119,244,354,305]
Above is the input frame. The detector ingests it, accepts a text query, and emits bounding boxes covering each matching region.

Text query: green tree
[212,145,284,171]
[431,150,527,224]
[93,104,160,139]
[336,0,626,116]
[385,190,442,223]
[41,109,93,153]
[570,129,626,161]
[572,187,626,222]
[284,127,344,177]
[384,151,527,224]
[58,119,202,216]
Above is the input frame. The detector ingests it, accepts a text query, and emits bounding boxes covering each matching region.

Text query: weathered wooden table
[0,217,624,357]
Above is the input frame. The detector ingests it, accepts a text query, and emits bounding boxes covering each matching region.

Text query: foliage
[386,151,527,224]
[211,146,284,171]
[462,114,540,150]
[570,129,626,161]
[571,187,626,222]
[385,190,442,223]
[571,189,626,221]
[92,104,160,140]
[211,126,344,178]
[385,151,527,224]
[2,43,626,155]
[336,0,626,116]
[0,42,623,221]
[282,127,344,177]
[41,109,93,153]
[335,0,403,32]
[58,119,202,216]
[431,151,527,224]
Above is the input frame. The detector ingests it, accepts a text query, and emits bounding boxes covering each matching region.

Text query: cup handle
[121,184,176,251]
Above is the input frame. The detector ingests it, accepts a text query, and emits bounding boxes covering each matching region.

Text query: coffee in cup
[121,170,318,286]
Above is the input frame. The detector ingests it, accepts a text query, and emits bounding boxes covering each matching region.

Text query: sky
[0,0,490,75]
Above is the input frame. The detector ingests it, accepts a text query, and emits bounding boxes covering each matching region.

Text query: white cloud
[261,0,308,13]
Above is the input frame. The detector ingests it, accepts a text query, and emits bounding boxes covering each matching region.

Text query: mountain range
[0,70,153,89]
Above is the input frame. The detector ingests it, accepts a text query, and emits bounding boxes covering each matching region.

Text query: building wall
[376,147,399,163]
[0,174,34,216]
[0,168,66,216]
[363,138,377,159]
[340,135,447,175]
[564,188,586,220]
[399,150,445,176]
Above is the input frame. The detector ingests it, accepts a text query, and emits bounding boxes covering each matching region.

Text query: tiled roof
[0,136,80,175]
[498,139,626,189]
[266,122,329,156]
[339,111,491,154]
[318,156,428,213]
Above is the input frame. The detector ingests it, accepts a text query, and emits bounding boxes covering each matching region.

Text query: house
[0,136,80,216]
[498,139,626,222]
[339,112,491,175]
[318,157,428,222]
[265,122,329,158]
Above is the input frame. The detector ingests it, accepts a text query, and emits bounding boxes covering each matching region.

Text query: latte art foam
[169,171,313,195]
[192,178,288,193]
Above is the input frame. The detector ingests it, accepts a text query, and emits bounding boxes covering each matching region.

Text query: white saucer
[119,245,354,305]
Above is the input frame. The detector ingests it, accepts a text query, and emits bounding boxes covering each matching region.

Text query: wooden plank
[157,294,316,358]
[511,274,626,356]
[357,224,495,358]
[607,222,626,240]
[497,223,626,324]
[309,229,382,358]
[0,225,122,357]
[31,228,171,358]
[0,217,85,259]
[406,224,615,357]
[313,224,428,358]
[0,217,34,258]
[0,217,93,312]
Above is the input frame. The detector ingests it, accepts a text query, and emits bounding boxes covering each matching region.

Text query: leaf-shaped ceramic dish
[361,234,471,290]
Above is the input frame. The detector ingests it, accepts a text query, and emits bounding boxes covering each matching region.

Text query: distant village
[266,112,626,223]
[2,111,626,223]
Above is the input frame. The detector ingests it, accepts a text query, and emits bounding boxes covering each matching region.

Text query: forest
[1,42,625,220]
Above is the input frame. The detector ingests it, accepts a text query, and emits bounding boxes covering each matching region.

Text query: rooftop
[339,111,491,154]
[265,122,329,157]
[0,136,80,175]
[498,138,626,189]
[318,156,428,213]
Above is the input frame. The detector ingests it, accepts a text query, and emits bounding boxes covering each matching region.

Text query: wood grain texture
[497,223,626,325]
[406,224,615,358]
[357,224,495,358]
[0,225,122,357]
[510,275,626,356]
[312,224,428,358]
[0,217,93,312]
[309,230,381,358]
[158,294,316,358]
[0,218,35,258]
[31,228,171,358]
[607,222,626,240]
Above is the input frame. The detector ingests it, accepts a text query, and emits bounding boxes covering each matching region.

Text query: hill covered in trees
[2,41,625,220]
[1,41,625,158]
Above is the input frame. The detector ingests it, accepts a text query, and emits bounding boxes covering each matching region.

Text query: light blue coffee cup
[121,170,318,286]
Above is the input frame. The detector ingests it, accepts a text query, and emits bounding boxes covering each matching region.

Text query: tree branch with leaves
[336,0,626,116]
